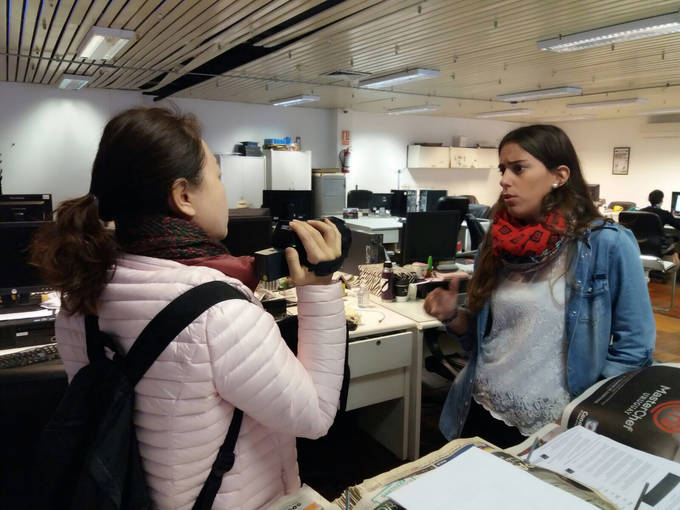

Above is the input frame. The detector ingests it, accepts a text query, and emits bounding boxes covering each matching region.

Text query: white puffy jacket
[56,254,346,510]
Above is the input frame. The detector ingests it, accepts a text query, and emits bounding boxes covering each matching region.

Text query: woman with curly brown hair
[425,125,655,447]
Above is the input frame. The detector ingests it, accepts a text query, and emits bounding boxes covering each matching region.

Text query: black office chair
[347,189,373,209]
[608,201,636,211]
[619,211,674,257]
[468,203,491,219]
[436,196,485,255]
[460,194,479,205]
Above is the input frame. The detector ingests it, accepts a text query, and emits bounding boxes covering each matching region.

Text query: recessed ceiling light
[566,98,647,109]
[359,68,439,89]
[538,12,680,53]
[270,95,320,107]
[387,105,439,115]
[496,87,582,102]
[57,73,90,90]
[475,109,533,119]
[77,26,135,61]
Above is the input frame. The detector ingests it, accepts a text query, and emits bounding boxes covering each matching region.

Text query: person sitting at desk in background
[424,124,655,448]
[641,189,680,265]
[30,107,346,510]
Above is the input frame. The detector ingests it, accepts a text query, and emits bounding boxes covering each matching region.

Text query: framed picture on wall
[612,147,630,175]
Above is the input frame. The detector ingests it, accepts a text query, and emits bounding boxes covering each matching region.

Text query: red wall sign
[341,130,350,146]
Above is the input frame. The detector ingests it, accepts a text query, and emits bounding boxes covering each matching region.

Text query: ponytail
[30,194,117,315]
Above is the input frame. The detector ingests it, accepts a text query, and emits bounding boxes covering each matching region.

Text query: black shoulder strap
[123,280,246,385]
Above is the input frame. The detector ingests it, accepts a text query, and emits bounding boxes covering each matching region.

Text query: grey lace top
[473,249,572,436]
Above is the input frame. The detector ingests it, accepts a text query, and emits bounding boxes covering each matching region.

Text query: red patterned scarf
[492,210,568,270]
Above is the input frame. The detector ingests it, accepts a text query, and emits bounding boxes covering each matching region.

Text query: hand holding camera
[285,219,341,286]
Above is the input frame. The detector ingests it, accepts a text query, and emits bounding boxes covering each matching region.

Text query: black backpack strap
[123,280,246,385]
[191,409,244,510]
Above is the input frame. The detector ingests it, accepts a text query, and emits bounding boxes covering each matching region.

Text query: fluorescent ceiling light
[57,74,90,90]
[636,108,680,115]
[77,26,135,60]
[538,12,680,53]
[536,115,596,122]
[387,105,439,115]
[496,87,582,102]
[270,94,320,106]
[475,109,533,119]
[359,68,439,89]
[566,98,647,109]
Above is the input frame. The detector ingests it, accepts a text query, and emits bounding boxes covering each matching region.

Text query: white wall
[0,82,143,206]
[557,117,680,209]
[341,110,521,206]
[0,82,336,207]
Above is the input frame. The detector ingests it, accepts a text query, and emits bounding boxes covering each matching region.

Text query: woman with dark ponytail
[31,107,346,510]
[425,124,655,447]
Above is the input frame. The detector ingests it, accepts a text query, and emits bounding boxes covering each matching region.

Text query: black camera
[254,217,352,281]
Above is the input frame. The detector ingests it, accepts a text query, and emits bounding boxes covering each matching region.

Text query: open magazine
[332,437,615,510]
[509,363,680,462]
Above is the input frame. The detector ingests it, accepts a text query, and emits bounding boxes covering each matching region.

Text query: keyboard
[0,343,60,369]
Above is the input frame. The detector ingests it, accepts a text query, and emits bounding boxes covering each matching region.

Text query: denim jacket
[440,221,655,440]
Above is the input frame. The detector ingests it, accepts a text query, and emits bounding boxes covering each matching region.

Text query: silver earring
[552,183,559,189]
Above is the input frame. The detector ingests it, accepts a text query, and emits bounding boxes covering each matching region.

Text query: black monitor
[587,184,600,202]
[400,211,460,264]
[0,194,53,221]
[262,190,313,221]
[390,189,417,217]
[369,193,392,210]
[671,191,680,214]
[419,190,447,212]
[0,221,52,297]
[223,210,273,256]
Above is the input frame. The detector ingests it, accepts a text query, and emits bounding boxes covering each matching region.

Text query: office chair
[347,189,373,209]
[608,201,636,211]
[619,211,678,311]
[468,203,491,219]
[460,194,479,205]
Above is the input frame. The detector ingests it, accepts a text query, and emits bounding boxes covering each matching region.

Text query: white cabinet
[407,145,449,168]
[264,150,312,190]
[449,147,498,169]
[218,155,266,209]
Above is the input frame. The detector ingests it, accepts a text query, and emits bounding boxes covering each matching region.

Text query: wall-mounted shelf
[406,145,498,169]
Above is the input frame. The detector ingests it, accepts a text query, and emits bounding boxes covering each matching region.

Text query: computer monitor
[400,211,460,264]
[0,194,53,221]
[586,184,600,202]
[671,191,680,214]
[369,193,392,210]
[262,190,313,221]
[390,189,417,217]
[419,190,447,212]
[223,210,273,256]
[0,221,53,297]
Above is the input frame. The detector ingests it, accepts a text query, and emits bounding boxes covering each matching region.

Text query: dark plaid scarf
[492,210,568,272]
[115,215,227,260]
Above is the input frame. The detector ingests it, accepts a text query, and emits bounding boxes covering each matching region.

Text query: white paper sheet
[530,426,680,510]
[389,446,596,510]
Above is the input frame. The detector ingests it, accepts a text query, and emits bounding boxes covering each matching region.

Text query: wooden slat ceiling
[2,0,680,121]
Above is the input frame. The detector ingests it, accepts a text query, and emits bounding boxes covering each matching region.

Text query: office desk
[290,295,417,460]
[370,295,442,460]
[342,216,403,244]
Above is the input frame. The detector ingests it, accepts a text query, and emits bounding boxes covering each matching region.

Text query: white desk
[291,294,416,459]
[372,295,442,460]
[342,216,403,244]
